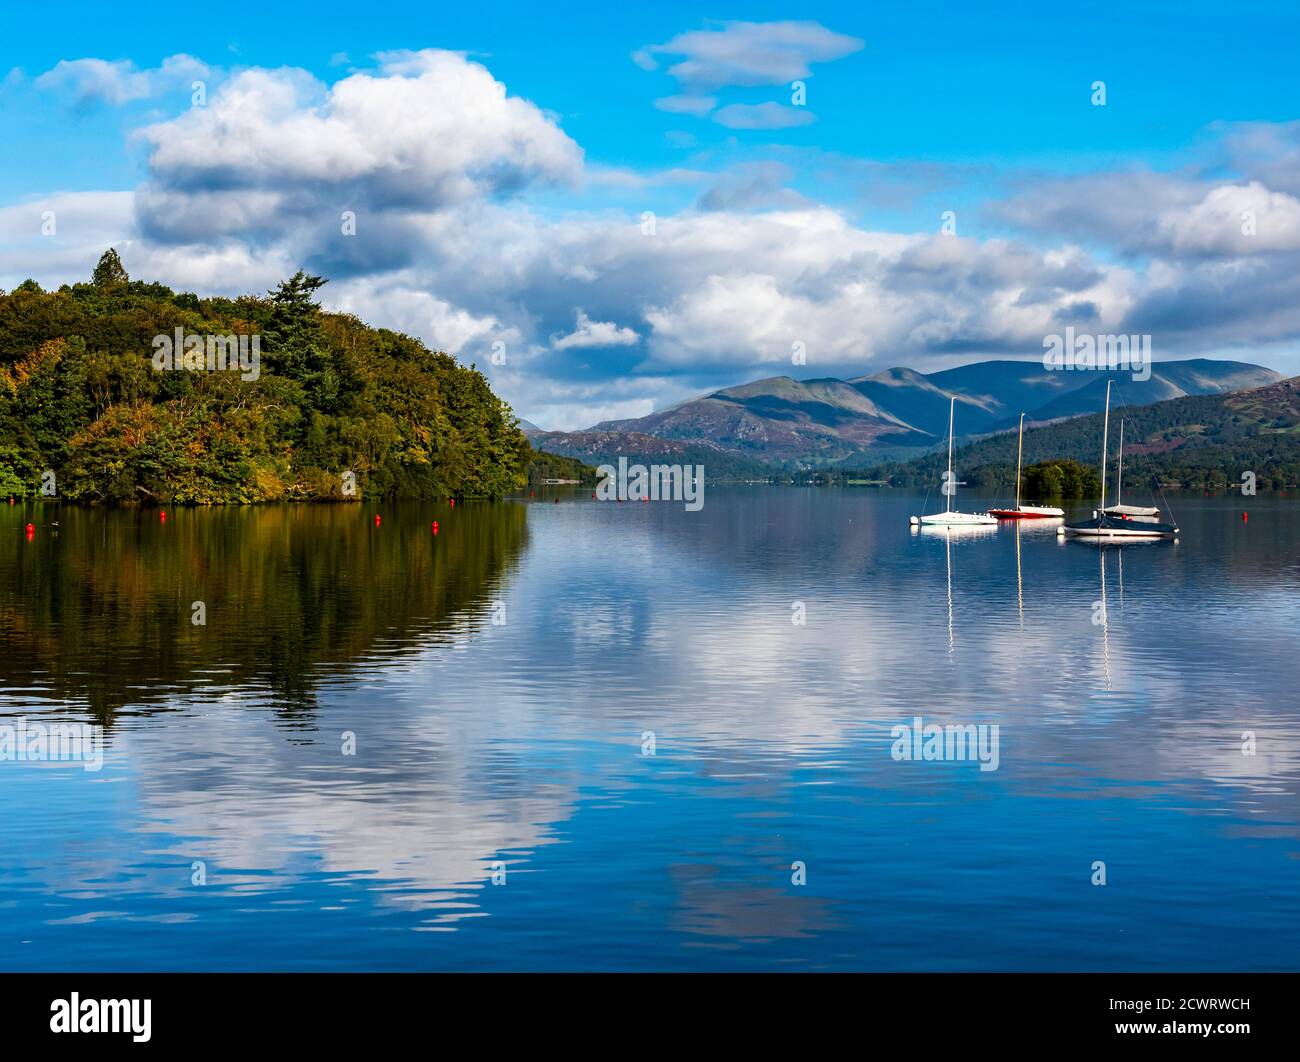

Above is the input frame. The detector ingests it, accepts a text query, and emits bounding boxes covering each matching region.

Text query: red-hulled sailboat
[988,413,1065,520]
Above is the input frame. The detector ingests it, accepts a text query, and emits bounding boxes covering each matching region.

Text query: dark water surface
[1,490,1297,970]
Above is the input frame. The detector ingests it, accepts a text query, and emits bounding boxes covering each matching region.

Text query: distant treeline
[840,383,1300,491]
[526,450,599,484]
[0,250,532,503]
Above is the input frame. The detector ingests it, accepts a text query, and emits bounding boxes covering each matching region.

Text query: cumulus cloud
[552,311,640,351]
[991,170,1300,259]
[35,54,210,106]
[1158,182,1300,255]
[134,50,582,247]
[6,49,1300,427]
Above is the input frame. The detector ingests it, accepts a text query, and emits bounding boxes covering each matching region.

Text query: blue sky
[2,2,1299,426]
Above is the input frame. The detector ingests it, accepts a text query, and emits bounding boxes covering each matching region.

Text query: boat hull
[915,512,998,526]
[1062,514,1177,538]
[988,506,1065,519]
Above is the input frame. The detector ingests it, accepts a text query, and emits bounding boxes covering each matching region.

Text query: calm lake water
[1,489,1298,971]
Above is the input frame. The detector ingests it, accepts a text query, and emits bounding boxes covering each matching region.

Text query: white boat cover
[1103,504,1160,516]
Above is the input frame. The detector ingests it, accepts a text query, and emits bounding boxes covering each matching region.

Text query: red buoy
[374,514,381,526]
[432,521,439,534]
[160,511,166,522]
[25,522,34,533]
[1242,512,1249,522]
[450,498,455,508]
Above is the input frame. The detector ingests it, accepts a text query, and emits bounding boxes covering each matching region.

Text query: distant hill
[591,375,930,465]
[527,429,774,480]
[525,448,598,485]
[578,358,1279,469]
[984,360,1286,431]
[858,374,1300,491]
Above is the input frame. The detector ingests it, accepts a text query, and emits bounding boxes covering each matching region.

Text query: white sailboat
[1060,381,1178,539]
[1101,420,1162,524]
[910,397,997,527]
[988,413,1064,519]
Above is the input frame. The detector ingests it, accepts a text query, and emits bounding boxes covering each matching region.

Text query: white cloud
[552,310,640,350]
[35,54,210,106]
[7,50,1300,428]
[135,50,582,242]
[638,20,864,91]
[1158,181,1300,255]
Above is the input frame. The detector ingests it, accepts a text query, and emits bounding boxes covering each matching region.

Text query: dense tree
[1021,458,1100,498]
[90,248,130,288]
[0,256,533,503]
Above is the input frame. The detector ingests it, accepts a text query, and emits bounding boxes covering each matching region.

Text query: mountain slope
[990,359,1283,429]
[591,375,932,465]
[864,375,1300,490]
[580,358,1281,469]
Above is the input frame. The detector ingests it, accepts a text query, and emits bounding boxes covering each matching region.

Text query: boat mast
[1015,412,1024,510]
[1099,380,1112,514]
[1116,419,1124,508]
[946,396,954,513]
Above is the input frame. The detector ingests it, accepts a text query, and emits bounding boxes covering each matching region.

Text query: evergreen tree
[91,248,130,288]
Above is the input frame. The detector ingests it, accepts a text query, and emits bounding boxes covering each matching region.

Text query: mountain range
[867,372,1300,491]
[526,358,1280,470]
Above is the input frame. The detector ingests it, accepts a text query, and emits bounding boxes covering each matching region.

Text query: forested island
[0,251,535,503]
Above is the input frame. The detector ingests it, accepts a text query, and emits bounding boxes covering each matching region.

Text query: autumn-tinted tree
[0,255,531,503]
